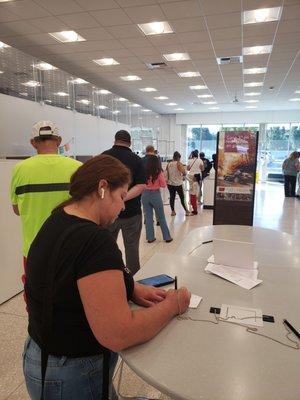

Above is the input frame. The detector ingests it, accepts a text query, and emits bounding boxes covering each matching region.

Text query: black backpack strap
[39,222,111,400]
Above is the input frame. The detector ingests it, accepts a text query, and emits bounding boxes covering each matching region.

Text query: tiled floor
[0,182,299,400]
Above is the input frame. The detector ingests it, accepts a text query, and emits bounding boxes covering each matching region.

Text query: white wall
[176,109,300,125]
[0,93,130,157]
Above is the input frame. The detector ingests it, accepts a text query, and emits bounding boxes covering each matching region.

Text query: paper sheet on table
[205,263,262,290]
[207,255,258,270]
[220,304,263,327]
[189,294,202,308]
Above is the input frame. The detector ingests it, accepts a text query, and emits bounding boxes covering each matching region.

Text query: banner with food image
[216,131,258,202]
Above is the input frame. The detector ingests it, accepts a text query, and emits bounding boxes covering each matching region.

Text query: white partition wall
[0,160,23,304]
[0,93,130,157]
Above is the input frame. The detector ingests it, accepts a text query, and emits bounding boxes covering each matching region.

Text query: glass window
[290,123,300,151]
[201,125,220,160]
[265,124,290,177]
[187,125,201,157]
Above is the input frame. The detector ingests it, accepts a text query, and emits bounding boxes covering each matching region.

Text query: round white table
[121,225,300,400]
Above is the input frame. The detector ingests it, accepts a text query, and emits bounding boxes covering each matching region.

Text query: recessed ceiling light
[140,87,157,92]
[189,85,207,90]
[116,97,128,102]
[243,67,267,74]
[120,75,141,81]
[246,106,258,109]
[98,105,108,109]
[197,94,213,98]
[49,30,85,43]
[96,89,111,95]
[245,92,261,96]
[244,100,259,103]
[35,62,57,71]
[55,91,69,96]
[244,82,263,87]
[178,71,201,78]
[209,107,220,110]
[154,96,169,100]
[203,101,217,104]
[70,78,88,84]
[131,103,141,107]
[19,92,28,96]
[0,70,3,74]
[77,99,90,105]
[243,7,282,24]
[295,90,300,94]
[137,21,173,36]
[174,108,184,111]
[243,45,272,55]
[21,80,41,87]
[165,102,177,106]
[93,58,119,66]
[142,109,151,112]
[163,53,190,61]
[289,98,300,102]
[0,41,10,49]
[112,110,121,114]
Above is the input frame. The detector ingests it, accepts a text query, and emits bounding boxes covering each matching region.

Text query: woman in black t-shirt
[23,154,191,400]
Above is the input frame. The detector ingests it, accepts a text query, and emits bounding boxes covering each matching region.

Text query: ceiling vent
[217,56,243,65]
[146,62,168,70]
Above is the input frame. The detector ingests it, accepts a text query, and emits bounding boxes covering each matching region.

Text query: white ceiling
[0,0,300,114]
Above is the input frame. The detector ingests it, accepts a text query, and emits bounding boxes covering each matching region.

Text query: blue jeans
[142,190,172,241]
[23,337,118,400]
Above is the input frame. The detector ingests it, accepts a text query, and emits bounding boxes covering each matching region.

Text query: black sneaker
[165,238,173,243]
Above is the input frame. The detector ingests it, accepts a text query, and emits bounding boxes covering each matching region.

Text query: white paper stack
[205,255,262,290]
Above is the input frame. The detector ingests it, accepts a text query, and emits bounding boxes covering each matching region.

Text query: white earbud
[100,188,105,199]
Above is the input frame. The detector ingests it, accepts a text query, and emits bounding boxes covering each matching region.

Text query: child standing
[189,175,199,215]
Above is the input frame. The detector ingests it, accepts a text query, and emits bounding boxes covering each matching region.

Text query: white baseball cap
[31,121,60,140]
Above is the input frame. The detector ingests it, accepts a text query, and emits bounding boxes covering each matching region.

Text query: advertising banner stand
[213,131,259,226]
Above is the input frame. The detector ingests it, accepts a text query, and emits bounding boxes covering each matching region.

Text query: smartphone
[138,274,175,287]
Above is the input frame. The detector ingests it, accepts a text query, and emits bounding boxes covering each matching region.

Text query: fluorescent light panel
[49,31,85,43]
[246,106,258,109]
[165,102,177,106]
[70,78,88,84]
[243,7,282,25]
[163,52,190,61]
[243,67,267,74]
[120,75,141,81]
[93,58,119,66]
[139,87,157,92]
[244,82,263,87]
[77,99,90,105]
[154,96,169,100]
[294,90,300,94]
[243,45,272,55]
[245,92,261,96]
[116,97,128,102]
[55,91,68,96]
[35,62,57,71]
[137,21,173,36]
[22,80,40,87]
[178,71,201,78]
[0,41,10,48]
[209,107,219,110]
[174,108,184,111]
[112,110,120,114]
[197,94,213,98]
[203,101,217,104]
[131,103,141,107]
[244,100,259,103]
[96,89,111,95]
[189,85,207,90]
[289,98,300,101]
[98,105,108,109]
[142,109,151,112]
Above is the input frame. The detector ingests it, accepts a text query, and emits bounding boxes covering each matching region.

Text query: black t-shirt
[102,145,146,218]
[26,209,134,357]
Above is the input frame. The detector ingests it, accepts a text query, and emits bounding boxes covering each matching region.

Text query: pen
[202,240,213,245]
[174,276,177,290]
[283,319,300,340]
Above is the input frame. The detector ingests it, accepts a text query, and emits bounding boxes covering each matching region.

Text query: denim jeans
[23,337,118,400]
[108,214,142,275]
[142,190,172,241]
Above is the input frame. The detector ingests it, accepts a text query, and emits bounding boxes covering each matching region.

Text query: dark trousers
[284,175,297,197]
[108,214,142,275]
[167,184,188,212]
